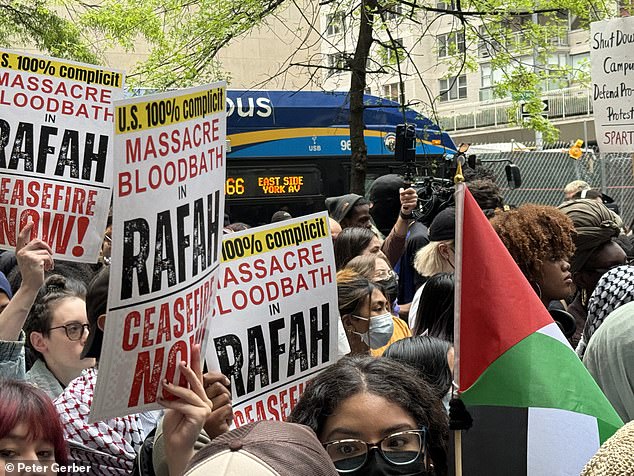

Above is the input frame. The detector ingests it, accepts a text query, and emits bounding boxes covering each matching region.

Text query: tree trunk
[348,0,375,195]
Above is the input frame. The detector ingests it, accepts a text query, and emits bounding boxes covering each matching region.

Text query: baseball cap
[429,207,455,242]
[325,194,369,223]
[184,420,339,476]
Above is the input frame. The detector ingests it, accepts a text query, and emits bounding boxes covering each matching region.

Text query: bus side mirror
[505,163,522,189]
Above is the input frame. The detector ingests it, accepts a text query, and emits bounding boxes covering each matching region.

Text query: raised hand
[202,371,233,438]
[16,219,54,293]
[0,220,54,341]
[158,344,212,476]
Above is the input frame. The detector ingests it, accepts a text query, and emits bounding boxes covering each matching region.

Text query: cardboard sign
[591,17,634,152]
[0,49,124,261]
[91,83,226,421]
[207,212,338,426]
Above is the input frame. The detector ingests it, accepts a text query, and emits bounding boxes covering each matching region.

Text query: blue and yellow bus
[224,90,457,225]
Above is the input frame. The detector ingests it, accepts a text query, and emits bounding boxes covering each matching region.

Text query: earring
[581,288,588,307]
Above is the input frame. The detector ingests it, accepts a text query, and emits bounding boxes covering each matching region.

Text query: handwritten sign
[591,17,634,152]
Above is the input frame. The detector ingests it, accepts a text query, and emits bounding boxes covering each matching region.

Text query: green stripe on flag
[461,331,622,443]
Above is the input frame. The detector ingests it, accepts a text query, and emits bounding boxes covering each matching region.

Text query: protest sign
[90,83,226,421]
[207,212,337,426]
[591,17,634,152]
[0,49,124,261]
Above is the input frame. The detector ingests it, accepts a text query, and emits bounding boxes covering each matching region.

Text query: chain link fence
[474,146,634,230]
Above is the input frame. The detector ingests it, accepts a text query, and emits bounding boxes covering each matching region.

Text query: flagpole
[453,162,465,476]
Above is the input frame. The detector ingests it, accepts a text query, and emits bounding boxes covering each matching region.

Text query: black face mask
[340,449,431,476]
[378,276,399,304]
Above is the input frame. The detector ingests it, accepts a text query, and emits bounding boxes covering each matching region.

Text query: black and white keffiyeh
[577,265,634,358]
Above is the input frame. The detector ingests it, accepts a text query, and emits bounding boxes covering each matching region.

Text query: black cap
[271,211,292,223]
[325,194,368,222]
[429,207,455,242]
[81,266,110,360]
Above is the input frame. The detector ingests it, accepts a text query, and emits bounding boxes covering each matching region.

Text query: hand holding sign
[16,219,54,293]
[203,371,233,438]
[158,344,212,476]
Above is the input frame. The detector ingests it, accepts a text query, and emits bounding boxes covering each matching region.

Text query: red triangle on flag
[454,184,554,391]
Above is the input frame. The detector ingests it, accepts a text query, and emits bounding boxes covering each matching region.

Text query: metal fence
[475,148,634,229]
[440,87,593,131]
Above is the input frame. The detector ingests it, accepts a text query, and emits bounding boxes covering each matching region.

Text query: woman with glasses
[288,355,448,475]
[336,270,411,357]
[21,274,95,397]
[0,227,95,399]
[344,254,400,308]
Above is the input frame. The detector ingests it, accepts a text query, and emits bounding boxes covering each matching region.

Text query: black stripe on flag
[449,406,528,476]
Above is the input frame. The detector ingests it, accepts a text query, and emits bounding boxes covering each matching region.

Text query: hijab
[583,300,634,423]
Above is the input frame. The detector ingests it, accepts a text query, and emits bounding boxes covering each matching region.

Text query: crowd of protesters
[2,170,634,476]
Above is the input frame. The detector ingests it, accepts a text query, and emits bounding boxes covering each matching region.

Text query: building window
[384,3,403,19]
[437,32,465,58]
[439,75,467,102]
[382,38,405,64]
[383,83,399,101]
[326,12,345,36]
[436,0,454,10]
[326,53,347,76]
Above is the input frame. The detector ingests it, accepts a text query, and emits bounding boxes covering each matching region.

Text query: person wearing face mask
[336,270,411,356]
[288,355,449,476]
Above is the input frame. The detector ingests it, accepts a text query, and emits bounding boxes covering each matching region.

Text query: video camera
[394,124,471,225]
[394,123,521,225]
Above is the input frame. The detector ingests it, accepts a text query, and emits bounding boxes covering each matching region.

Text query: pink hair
[0,379,68,465]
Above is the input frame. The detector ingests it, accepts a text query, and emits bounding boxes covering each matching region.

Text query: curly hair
[24,274,87,361]
[288,355,449,476]
[466,179,504,211]
[490,204,576,283]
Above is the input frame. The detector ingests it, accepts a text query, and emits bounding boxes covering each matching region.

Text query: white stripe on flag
[527,407,599,476]
[536,322,573,349]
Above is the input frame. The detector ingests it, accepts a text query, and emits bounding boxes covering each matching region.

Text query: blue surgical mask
[352,312,394,349]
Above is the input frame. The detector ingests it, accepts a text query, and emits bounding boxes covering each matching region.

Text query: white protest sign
[0,49,124,261]
[591,17,634,152]
[207,212,337,426]
[91,83,226,421]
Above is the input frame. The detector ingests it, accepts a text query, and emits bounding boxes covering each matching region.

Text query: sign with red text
[591,17,634,152]
[207,212,337,426]
[0,49,124,261]
[90,83,226,421]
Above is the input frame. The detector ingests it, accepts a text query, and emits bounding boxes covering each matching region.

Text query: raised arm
[0,221,53,341]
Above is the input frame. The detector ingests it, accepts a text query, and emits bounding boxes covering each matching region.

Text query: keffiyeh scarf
[576,265,634,358]
[54,368,145,475]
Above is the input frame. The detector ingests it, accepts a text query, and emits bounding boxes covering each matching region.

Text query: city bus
[225,90,457,226]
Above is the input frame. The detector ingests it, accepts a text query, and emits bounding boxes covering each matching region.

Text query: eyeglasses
[48,322,90,341]
[374,269,396,281]
[323,428,427,473]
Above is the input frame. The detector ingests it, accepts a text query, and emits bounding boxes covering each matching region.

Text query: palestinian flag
[453,184,622,476]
